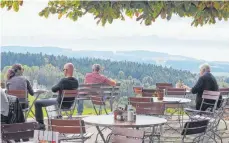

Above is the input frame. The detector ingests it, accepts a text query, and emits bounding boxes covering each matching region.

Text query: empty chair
[142,89,157,97]
[136,102,165,116]
[91,95,108,115]
[50,118,93,142]
[135,102,165,142]
[101,83,121,111]
[219,88,229,96]
[107,128,145,143]
[166,88,186,97]
[156,83,172,90]
[165,88,187,124]
[1,122,38,142]
[181,119,209,143]
[218,88,229,130]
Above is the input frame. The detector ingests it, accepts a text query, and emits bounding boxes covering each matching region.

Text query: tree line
[1,52,198,88]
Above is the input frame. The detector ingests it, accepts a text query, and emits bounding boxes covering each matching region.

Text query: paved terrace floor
[20,115,229,143]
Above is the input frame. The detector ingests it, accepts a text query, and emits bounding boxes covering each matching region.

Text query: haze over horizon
[1,1,229,62]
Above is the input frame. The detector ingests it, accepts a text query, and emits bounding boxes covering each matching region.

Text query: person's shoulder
[85,73,92,77]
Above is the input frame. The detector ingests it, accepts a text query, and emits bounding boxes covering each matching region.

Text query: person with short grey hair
[185,64,220,110]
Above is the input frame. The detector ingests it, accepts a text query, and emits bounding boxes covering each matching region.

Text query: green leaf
[44,9,49,18]
[13,2,19,12]
[108,17,113,24]
[49,7,56,14]
[0,1,6,8]
[184,2,191,11]
[58,13,63,19]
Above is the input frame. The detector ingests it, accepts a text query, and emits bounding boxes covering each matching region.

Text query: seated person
[184,64,221,111]
[35,63,78,129]
[6,64,34,109]
[1,88,9,123]
[76,64,116,115]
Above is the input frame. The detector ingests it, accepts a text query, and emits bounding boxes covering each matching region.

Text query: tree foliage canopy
[1,1,229,26]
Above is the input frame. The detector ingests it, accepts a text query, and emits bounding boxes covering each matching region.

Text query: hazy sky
[1,1,229,62]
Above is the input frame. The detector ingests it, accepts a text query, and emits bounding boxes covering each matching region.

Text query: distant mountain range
[2,46,229,73]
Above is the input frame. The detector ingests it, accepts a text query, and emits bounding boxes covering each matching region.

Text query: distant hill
[1,46,229,73]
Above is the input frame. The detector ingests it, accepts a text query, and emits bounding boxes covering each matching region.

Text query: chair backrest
[181,119,209,136]
[156,83,173,90]
[1,122,38,140]
[219,88,229,96]
[6,90,27,103]
[50,119,86,134]
[58,89,79,112]
[90,95,105,105]
[166,88,186,97]
[79,83,120,97]
[101,83,121,97]
[128,97,152,107]
[200,90,221,111]
[142,89,157,97]
[110,128,144,143]
[136,102,165,115]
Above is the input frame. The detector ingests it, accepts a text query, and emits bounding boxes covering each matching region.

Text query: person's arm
[51,79,63,93]
[26,80,34,96]
[104,77,116,86]
[191,77,204,94]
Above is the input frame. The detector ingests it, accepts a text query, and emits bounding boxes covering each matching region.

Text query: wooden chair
[156,83,172,90]
[1,122,38,142]
[218,88,229,130]
[181,119,209,143]
[136,102,165,116]
[107,128,145,143]
[101,83,121,111]
[50,119,93,142]
[79,83,120,114]
[59,90,78,118]
[135,102,165,142]
[142,89,157,97]
[6,90,29,120]
[128,97,153,107]
[219,88,229,96]
[91,95,108,115]
[165,88,187,124]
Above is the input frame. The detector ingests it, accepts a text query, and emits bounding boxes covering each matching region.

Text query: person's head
[92,64,101,73]
[199,63,210,76]
[63,63,74,77]
[6,64,23,80]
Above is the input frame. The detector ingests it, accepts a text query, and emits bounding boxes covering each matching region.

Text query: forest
[1,51,198,86]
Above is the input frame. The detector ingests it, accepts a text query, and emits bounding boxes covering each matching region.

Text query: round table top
[152,97,191,104]
[83,115,167,128]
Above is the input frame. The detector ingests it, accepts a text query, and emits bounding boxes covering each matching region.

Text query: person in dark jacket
[35,63,78,129]
[185,64,220,111]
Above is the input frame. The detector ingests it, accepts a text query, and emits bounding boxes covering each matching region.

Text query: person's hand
[183,85,191,90]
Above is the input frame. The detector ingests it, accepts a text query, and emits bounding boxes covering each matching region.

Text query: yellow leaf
[58,13,63,19]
